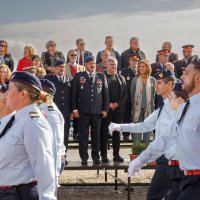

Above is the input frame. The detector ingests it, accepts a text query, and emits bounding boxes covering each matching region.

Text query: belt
[0,180,37,190]
[168,160,179,166]
[184,170,200,176]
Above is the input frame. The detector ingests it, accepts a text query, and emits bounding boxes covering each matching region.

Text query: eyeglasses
[70,54,77,57]
[79,43,85,46]
[0,44,7,48]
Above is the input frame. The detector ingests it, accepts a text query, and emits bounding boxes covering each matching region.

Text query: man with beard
[174,45,194,79]
[111,59,200,200]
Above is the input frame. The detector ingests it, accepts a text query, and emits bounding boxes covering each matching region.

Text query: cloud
[0,8,199,69]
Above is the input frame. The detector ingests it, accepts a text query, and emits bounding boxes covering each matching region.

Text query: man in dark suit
[73,38,92,65]
[44,60,72,157]
[120,54,139,140]
[100,57,127,163]
[71,56,109,165]
[174,44,194,79]
[151,49,169,77]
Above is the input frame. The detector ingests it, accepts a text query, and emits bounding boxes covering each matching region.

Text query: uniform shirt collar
[189,93,200,105]
[0,111,15,125]
[15,103,39,121]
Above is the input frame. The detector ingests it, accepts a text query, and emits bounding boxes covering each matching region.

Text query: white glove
[108,123,121,133]
[128,158,145,177]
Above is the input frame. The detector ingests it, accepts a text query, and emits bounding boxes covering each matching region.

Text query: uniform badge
[80,76,86,84]
[81,85,84,89]
[30,111,40,118]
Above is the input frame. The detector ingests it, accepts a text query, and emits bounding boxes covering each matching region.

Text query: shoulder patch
[30,112,40,118]
[48,105,55,111]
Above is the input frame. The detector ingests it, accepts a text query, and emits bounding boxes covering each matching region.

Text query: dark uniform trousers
[78,113,101,161]
[0,183,38,200]
[164,166,184,200]
[147,155,169,200]
[100,111,123,158]
[178,175,200,200]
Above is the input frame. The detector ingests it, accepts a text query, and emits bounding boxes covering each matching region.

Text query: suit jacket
[151,62,165,77]
[1,53,14,72]
[105,72,127,113]
[65,63,85,77]
[174,59,188,79]
[44,74,72,118]
[71,71,109,114]
[66,50,93,63]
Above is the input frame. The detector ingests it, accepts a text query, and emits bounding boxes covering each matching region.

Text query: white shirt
[121,99,175,138]
[39,102,65,175]
[0,104,56,200]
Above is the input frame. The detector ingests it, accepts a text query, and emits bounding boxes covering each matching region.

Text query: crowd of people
[0,36,199,200]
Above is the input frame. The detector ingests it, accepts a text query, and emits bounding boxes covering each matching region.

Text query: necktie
[178,100,190,125]
[79,52,83,65]
[59,77,63,84]
[157,101,164,119]
[0,115,15,139]
[89,73,93,83]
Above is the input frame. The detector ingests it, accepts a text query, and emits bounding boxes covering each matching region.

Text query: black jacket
[71,71,109,114]
[44,74,71,118]
[105,72,127,113]
[151,62,165,77]
[174,59,188,79]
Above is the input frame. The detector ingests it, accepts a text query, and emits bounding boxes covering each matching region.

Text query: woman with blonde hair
[0,64,11,84]
[131,59,155,144]
[17,46,35,71]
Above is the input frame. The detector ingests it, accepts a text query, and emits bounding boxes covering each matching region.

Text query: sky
[0,0,200,68]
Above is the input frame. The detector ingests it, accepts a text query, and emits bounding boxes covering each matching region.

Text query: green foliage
[131,143,147,155]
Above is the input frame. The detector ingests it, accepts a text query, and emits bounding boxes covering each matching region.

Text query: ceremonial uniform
[45,73,72,148]
[0,104,56,200]
[71,70,109,163]
[151,62,165,77]
[39,102,65,176]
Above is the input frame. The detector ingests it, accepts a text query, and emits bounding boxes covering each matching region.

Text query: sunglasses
[70,54,77,57]
[0,44,7,48]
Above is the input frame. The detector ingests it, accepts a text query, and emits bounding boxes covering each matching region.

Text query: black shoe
[81,160,88,165]
[101,156,109,163]
[73,135,79,141]
[113,155,124,163]
[93,159,101,165]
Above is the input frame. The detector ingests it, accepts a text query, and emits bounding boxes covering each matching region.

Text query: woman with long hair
[131,59,155,144]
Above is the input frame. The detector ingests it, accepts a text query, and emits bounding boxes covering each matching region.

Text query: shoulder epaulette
[48,105,55,111]
[30,112,40,118]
